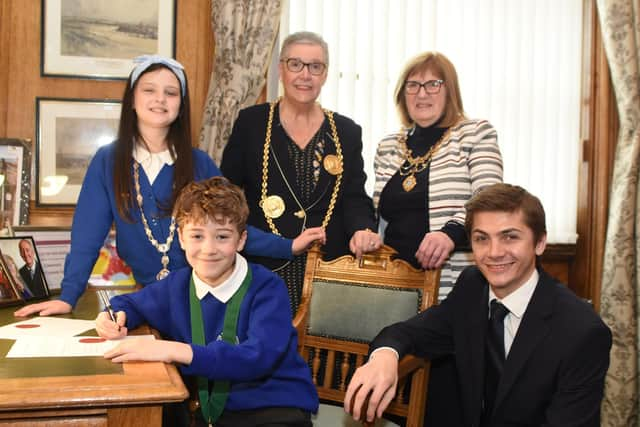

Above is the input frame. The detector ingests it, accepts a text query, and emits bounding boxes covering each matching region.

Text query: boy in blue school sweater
[96,176,319,427]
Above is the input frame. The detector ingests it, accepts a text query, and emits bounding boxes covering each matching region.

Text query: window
[270,0,583,243]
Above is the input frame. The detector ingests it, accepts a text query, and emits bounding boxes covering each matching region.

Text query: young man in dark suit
[345,183,612,427]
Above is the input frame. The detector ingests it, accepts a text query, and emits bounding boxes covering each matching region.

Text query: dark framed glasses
[281,58,327,76]
[404,79,444,95]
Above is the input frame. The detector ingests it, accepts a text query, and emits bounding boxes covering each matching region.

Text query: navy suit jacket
[19,263,48,298]
[222,103,376,269]
[372,266,612,427]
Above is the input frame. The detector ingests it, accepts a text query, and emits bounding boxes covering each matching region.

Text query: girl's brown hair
[114,63,194,221]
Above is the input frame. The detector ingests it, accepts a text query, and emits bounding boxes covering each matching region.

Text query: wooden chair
[293,244,440,427]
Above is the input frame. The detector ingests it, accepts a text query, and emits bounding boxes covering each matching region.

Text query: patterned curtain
[596,0,640,425]
[199,0,281,164]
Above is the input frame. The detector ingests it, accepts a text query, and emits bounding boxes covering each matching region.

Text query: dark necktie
[482,299,510,425]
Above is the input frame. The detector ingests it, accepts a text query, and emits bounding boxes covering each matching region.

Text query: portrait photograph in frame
[0,139,32,226]
[0,253,23,307]
[41,0,176,79]
[36,98,121,206]
[0,237,50,303]
[13,225,72,293]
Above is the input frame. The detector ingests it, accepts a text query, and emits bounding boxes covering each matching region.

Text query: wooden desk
[0,290,188,426]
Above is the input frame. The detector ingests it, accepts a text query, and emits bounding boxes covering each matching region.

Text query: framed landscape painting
[35,98,121,206]
[41,0,176,79]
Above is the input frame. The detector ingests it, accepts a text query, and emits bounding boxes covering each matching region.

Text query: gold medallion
[323,154,343,175]
[402,175,417,192]
[260,195,285,218]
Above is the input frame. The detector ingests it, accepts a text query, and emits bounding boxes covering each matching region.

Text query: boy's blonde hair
[173,176,249,233]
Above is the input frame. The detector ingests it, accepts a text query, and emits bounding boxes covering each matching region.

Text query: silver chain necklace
[133,161,176,280]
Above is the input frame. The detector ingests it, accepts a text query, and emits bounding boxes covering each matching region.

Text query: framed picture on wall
[35,98,121,206]
[41,0,176,79]
[0,139,32,226]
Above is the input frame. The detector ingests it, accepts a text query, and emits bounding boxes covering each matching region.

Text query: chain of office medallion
[132,162,176,264]
[398,126,454,177]
[261,100,343,235]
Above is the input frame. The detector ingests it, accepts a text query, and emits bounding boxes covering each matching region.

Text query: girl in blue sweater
[15,56,324,317]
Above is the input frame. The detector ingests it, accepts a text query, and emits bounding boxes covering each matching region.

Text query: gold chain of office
[398,126,454,192]
[260,99,343,235]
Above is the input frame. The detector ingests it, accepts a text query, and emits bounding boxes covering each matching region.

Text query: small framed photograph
[0,255,22,307]
[0,139,31,226]
[0,237,50,302]
[41,0,177,79]
[35,98,121,206]
[13,225,71,292]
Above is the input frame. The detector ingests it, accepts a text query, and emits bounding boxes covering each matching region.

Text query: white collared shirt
[488,269,539,357]
[29,260,38,277]
[132,144,175,184]
[192,253,248,303]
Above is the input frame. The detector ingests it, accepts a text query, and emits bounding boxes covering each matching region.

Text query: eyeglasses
[281,58,327,76]
[404,79,444,95]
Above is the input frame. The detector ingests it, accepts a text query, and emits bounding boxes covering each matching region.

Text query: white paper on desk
[6,334,156,358]
[0,317,96,340]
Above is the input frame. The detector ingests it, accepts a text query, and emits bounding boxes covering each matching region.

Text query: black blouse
[379,125,467,268]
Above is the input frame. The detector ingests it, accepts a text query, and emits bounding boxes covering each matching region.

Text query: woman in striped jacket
[374,51,503,299]
[373,51,503,426]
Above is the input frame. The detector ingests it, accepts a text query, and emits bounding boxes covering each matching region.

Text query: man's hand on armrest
[344,348,399,422]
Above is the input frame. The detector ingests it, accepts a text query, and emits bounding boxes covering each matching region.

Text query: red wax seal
[15,324,40,328]
[78,337,107,343]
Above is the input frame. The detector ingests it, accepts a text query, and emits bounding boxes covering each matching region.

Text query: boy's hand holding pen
[96,290,127,339]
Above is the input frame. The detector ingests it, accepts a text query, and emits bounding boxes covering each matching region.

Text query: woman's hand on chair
[349,229,382,259]
[415,231,454,269]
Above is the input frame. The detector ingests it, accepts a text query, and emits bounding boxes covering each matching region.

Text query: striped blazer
[373,118,503,298]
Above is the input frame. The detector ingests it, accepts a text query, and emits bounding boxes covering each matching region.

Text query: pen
[97,290,120,331]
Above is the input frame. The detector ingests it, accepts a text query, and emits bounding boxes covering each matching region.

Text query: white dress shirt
[192,253,248,303]
[132,144,175,185]
[28,260,38,278]
[488,269,539,357]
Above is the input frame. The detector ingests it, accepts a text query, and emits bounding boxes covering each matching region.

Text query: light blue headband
[130,55,186,96]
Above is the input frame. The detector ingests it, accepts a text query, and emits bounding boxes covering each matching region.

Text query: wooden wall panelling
[573,0,617,309]
[0,1,11,138]
[540,244,576,287]
[176,0,214,142]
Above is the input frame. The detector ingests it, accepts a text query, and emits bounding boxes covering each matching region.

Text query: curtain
[597,0,640,425]
[199,0,281,164]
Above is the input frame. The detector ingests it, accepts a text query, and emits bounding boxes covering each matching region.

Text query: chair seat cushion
[312,403,401,427]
